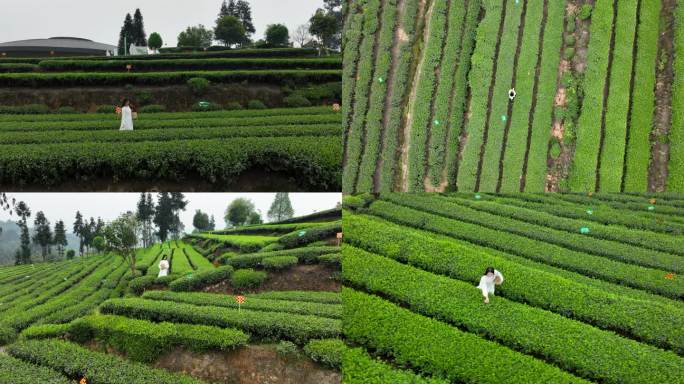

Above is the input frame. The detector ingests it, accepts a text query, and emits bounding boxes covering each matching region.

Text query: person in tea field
[478,266,504,304]
[118,98,135,131]
[158,256,169,278]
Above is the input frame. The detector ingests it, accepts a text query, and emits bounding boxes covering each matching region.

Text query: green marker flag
[647,205,655,211]
[475,193,481,200]
[586,209,593,215]
[378,77,384,83]
[434,119,440,126]
[501,115,507,122]
[298,230,306,237]
[580,227,590,234]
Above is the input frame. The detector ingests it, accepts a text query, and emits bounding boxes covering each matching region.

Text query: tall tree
[309,9,338,55]
[169,193,188,239]
[234,1,256,36]
[73,211,85,256]
[53,220,67,260]
[153,192,173,243]
[104,212,140,275]
[225,198,256,227]
[323,0,342,49]
[193,210,211,232]
[32,211,52,261]
[136,193,155,247]
[247,211,263,225]
[219,0,234,17]
[148,32,163,51]
[131,8,148,46]
[14,201,31,265]
[117,13,134,55]
[214,15,246,47]
[209,215,216,231]
[177,25,214,48]
[294,23,312,47]
[265,24,290,47]
[267,193,294,222]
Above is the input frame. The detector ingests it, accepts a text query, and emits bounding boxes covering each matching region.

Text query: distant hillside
[0,220,78,265]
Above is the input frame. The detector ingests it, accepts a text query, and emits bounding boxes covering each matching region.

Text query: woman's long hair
[484,266,495,275]
[121,98,136,111]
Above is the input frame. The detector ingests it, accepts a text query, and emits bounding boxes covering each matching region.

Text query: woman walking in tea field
[118,98,135,131]
[478,267,504,304]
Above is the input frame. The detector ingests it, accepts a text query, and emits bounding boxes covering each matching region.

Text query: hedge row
[20,323,71,340]
[598,0,639,191]
[341,0,382,195]
[221,246,340,267]
[70,314,248,362]
[343,346,447,384]
[568,0,616,191]
[498,0,546,190]
[39,57,341,72]
[668,0,684,191]
[376,0,422,192]
[427,0,480,188]
[278,221,341,248]
[0,63,38,72]
[493,194,684,234]
[0,354,71,384]
[99,297,341,344]
[7,339,205,384]
[249,290,341,304]
[444,195,684,256]
[0,113,341,132]
[142,290,341,319]
[344,212,684,351]
[0,69,341,87]
[210,222,324,236]
[457,0,506,191]
[0,106,335,122]
[383,194,684,273]
[180,243,215,270]
[344,246,684,381]
[168,266,231,292]
[0,137,341,190]
[303,339,346,369]
[344,288,588,383]
[194,234,278,253]
[555,193,684,216]
[351,0,399,192]
[270,207,341,224]
[262,256,299,270]
[478,0,525,192]
[623,0,661,191]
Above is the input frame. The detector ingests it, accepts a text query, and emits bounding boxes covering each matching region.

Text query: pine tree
[53,220,67,260]
[209,215,216,231]
[136,193,155,247]
[74,211,84,256]
[117,13,134,55]
[267,192,294,222]
[235,0,256,36]
[132,8,148,46]
[32,211,52,261]
[219,0,232,17]
[14,201,31,265]
[227,0,237,16]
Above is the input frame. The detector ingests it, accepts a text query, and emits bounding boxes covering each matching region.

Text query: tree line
[116,0,342,55]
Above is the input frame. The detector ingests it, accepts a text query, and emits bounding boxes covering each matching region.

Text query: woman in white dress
[477,267,504,304]
[158,257,169,278]
[119,99,134,131]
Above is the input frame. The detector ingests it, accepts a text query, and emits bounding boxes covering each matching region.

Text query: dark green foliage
[262,256,298,270]
[343,347,447,384]
[278,221,341,248]
[304,339,346,369]
[318,253,340,267]
[0,104,50,114]
[222,246,339,267]
[564,47,575,60]
[95,105,116,113]
[0,354,71,384]
[0,324,17,345]
[20,324,70,340]
[138,104,166,113]
[168,266,233,291]
[284,94,312,107]
[226,102,243,110]
[230,268,267,289]
[250,290,341,304]
[7,339,204,383]
[187,77,211,94]
[55,106,77,114]
[247,100,267,109]
[579,4,593,20]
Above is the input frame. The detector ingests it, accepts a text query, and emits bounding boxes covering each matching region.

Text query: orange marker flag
[665,273,675,280]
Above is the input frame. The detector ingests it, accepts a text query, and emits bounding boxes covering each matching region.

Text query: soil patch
[205,264,341,294]
[155,345,341,384]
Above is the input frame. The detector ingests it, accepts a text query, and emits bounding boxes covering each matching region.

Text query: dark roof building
[0,37,117,58]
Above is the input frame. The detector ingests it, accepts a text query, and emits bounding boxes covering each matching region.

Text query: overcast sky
[0,193,341,234]
[1,0,323,46]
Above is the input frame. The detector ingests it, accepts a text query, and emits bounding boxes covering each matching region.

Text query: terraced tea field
[342,193,684,383]
[0,214,343,383]
[0,106,342,191]
[343,0,684,194]
[0,48,342,191]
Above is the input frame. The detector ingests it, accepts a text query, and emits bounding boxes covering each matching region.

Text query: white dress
[120,106,134,131]
[478,270,504,296]
[158,259,169,278]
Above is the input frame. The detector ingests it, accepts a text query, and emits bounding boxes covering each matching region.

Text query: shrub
[95,104,116,114]
[565,35,576,46]
[20,324,70,340]
[222,246,339,267]
[138,104,166,113]
[128,275,157,295]
[226,101,243,110]
[304,339,346,369]
[186,77,211,94]
[278,222,342,248]
[0,325,17,345]
[250,290,341,304]
[262,256,298,270]
[0,104,50,114]
[231,269,267,289]
[247,100,267,109]
[168,265,234,291]
[66,249,75,259]
[276,340,299,358]
[137,91,154,105]
[318,253,340,266]
[564,47,575,60]
[566,18,576,33]
[284,94,312,108]
[550,139,562,159]
[579,4,593,20]
[56,106,77,114]
[0,354,72,384]
[260,242,285,252]
[7,339,204,384]
[100,297,341,344]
